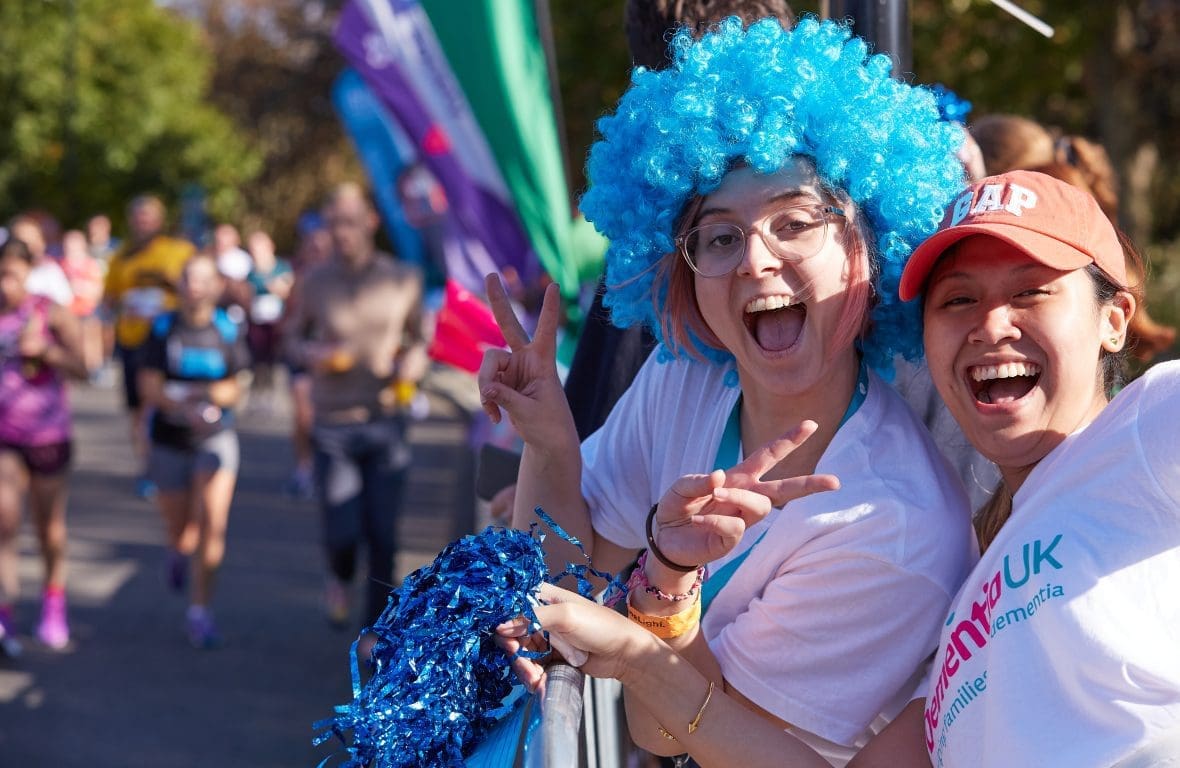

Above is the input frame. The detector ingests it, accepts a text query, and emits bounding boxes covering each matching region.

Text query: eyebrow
[697,190,820,220]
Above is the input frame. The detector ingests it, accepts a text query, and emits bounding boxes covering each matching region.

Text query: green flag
[422,0,604,305]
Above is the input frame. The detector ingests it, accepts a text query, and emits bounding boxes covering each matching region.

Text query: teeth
[744,295,795,313]
[970,362,1042,382]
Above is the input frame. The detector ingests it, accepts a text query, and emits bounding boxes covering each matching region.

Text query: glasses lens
[684,223,744,276]
[764,207,829,261]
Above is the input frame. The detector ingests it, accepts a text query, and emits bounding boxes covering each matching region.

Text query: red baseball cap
[899,170,1127,301]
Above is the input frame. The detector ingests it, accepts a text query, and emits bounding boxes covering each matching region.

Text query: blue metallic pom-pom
[315,513,623,767]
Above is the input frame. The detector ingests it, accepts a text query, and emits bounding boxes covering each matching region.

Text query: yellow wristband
[393,380,417,406]
[627,592,701,639]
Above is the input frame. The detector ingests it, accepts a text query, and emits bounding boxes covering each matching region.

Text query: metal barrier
[527,664,585,768]
[518,664,628,768]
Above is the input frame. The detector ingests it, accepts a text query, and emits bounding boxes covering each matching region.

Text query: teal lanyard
[699,361,869,615]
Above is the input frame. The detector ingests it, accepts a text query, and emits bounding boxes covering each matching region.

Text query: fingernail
[713,487,729,500]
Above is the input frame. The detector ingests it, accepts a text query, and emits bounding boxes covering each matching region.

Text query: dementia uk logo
[924,534,1066,764]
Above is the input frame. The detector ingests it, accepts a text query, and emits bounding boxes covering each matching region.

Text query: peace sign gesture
[651,421,841,569]
[478,274,577,453]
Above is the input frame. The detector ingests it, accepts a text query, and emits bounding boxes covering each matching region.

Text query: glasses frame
[676,203,847,278]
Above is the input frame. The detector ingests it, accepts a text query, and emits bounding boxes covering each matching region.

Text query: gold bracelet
[626,592,701,639]
[654,680,716,742]
[687,680,715,734]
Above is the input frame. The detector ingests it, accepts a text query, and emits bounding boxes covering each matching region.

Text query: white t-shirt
[893,357,1000,511]
[27,260,74,307]
[582,354,977,765]
[217,247,252,281]
[923,361,1180,768]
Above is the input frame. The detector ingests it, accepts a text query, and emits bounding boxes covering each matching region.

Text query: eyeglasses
[677,204,846,278]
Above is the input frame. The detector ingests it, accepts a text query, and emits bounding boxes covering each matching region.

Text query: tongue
[753,307,804,352]
[983,376,1036,404]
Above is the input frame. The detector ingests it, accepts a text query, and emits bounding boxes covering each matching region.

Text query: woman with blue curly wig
[482,16,976,765]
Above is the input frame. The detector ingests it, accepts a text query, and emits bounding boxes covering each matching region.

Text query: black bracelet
[645,504,700,573]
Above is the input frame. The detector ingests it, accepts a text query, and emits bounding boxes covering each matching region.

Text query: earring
[1110,337,1120,346]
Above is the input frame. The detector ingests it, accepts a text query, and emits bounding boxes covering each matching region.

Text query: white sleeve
[28,263,75,307]
[1136,364,1180,506]
[52,269,75,307]
[891,357,999,510]
[711,551,951,746]
[580,354,659,550]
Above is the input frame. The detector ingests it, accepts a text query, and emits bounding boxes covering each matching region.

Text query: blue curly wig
[580,16,966,374]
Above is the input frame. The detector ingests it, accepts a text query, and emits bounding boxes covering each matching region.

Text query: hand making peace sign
[478,274,578,454]
[651,422,842,569]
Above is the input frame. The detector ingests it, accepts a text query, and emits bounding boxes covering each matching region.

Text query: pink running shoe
[36,587,69,650]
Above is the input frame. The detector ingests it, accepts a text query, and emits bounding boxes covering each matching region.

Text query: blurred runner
[0,236,90,654]
[245,229,293,411]
[59,230,105,374]
[86,214,120,265]
[281,213,331,498]
[103,195,194,498]
[285,184,427,628]
[138,252,250,649]
[211,223,252,328]
[7,215,74,309]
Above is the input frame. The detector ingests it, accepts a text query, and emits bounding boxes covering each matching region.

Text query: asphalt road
[0,373,478,768]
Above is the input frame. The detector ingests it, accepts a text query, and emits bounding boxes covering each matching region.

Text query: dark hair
[969,114,1054,175]
[624,0,795,70]
[0,237,34,266]
[1088,263,1127,397]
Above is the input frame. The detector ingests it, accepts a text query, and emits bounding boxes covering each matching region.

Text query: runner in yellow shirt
[102,195,194,497]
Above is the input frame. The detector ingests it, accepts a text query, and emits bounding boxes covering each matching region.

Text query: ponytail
[975,483,1013,554]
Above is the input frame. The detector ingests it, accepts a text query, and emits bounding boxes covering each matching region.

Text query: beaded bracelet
[627,551,704,602]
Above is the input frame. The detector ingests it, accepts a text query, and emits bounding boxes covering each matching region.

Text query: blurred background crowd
[0,1,1177,766]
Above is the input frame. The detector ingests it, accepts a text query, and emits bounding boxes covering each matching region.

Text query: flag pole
[827,0,912,75]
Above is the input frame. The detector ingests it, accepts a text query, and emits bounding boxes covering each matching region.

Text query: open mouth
[968,361,1042,405]
[744,295,806,352]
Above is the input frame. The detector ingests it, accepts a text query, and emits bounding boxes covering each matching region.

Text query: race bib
[123,287,167,318]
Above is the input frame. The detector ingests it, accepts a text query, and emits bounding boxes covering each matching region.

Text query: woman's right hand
[478,275,577,454]
[497,582,657,692]
[653,421,841,567]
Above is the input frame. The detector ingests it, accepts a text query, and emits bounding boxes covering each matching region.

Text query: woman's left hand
[653,421,841,567]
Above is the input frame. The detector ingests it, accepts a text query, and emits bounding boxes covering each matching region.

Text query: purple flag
[335,0,539,285]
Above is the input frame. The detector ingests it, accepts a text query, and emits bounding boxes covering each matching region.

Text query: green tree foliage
[548,0,629,195]
[0,0,259,228]
[191,0,360,248]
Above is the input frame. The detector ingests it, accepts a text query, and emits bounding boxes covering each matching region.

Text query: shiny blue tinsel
[930,84,973,124]
[314,515,623,767]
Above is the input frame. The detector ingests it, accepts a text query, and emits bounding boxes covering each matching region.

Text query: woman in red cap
[500,170,1180,767]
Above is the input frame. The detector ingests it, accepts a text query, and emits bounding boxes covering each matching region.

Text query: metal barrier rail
[527,664,585,768]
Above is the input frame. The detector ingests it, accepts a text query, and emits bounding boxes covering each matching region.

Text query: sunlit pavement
[0,369,478,767]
